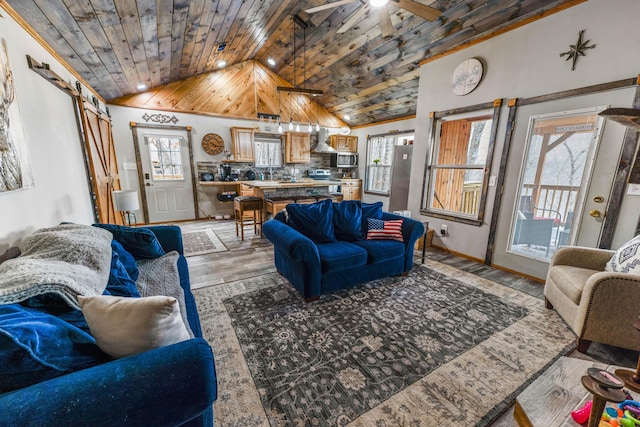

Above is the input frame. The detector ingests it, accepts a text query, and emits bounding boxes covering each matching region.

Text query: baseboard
[428,244,545,284]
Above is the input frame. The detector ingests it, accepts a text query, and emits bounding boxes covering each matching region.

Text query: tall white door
[492,88,635,279]
[138,131,195,223]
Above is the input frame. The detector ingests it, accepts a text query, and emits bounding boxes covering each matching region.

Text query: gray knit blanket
[0,223,112,309]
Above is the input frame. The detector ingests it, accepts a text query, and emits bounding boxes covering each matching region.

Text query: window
[421,103,499,224]
[145,135,185,180]
[254,138,283,168]
[365,132,414,195]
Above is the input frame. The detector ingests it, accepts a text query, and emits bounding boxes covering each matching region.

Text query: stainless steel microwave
[330,152,358,167]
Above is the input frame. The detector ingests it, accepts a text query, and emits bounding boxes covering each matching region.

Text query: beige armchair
[544,246,640,352]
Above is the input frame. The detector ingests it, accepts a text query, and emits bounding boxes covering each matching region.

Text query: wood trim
[185,127,200,221]
[434,100,497,119]
[129,122,149,224]
[27,55,79,97]
[0,0,105,104]
[489,263,546,284]
[517,77,638,107]
[475,100,503,222]
[600,85,640,248]
[72,97,99,223]
[485,103,518,265]
[418,0,588,67]
[351,115,416,130]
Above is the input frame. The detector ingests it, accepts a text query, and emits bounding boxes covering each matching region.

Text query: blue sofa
[263,201,424,301]
[0,225,217,426]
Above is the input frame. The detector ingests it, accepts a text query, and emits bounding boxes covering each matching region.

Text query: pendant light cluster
[277,16,323,134]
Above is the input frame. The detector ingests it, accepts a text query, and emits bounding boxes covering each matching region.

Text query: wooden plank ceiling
[5,0,583,127]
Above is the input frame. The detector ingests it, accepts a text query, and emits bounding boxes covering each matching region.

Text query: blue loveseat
[0,225,217,426]
[263,200,424,301]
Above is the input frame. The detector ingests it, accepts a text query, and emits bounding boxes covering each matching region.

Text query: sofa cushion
[606,235,640,274]
[78,295,191,359]
[286,199,337,244]
[352,239,405,264]
[93,224,166,260]
[549,265,600,305]
[333,200,362,242]
[0,304,106,393]
[360,202,383,238]
[316,242,367,273]
[367,218,404,242]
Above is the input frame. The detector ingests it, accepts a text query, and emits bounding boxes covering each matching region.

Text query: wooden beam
[276,86,324,96]
[26,55,79,97]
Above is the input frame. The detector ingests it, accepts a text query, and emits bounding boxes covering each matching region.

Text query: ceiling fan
[304,0,441,37]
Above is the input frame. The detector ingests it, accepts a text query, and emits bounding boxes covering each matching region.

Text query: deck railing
[521,184,579,224]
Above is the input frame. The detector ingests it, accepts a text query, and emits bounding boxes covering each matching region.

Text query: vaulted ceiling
[4,0,582,127]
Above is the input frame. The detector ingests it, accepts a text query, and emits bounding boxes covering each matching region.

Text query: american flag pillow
[366,218,404,242]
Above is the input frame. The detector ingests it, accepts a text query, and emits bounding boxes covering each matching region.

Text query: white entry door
[492,87,635,279]
[139,131,195,223]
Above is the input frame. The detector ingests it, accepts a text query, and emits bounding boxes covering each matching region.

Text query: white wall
[0,11,95,249]
[403,0,640,268]
[353,118,417,211]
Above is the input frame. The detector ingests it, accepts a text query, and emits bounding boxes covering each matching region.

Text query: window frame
[364,131,414,196]
[420,100,502,226]
[144,134,186,181]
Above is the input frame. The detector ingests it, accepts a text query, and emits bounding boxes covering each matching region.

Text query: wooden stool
[313,194,337,202]
[291,195,317,204]
[264,196,294,217]
[329,192,344,202]
[234,196,263,240]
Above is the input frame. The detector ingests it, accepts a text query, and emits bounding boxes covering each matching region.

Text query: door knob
[589,209,601,218]
[145,183,153,187]
[593,196,605,203]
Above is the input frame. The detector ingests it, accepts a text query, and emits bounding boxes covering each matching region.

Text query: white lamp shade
[113,190,139,212]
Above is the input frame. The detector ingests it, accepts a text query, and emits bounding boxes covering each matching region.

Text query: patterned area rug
[193,260,575,426]
[181,228,227,256]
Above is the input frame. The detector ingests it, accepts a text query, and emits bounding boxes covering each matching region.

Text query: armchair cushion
[606,235,640,274]
[549,265,600,305]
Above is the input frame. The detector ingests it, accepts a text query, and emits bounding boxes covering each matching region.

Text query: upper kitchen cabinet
[230,127,254,162]
[330,135,358,152]
[285,132,310,163]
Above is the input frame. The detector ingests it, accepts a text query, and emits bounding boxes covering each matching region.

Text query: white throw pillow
[77,294,190,359]
[605,235,640,274]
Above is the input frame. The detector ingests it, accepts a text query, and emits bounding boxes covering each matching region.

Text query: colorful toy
[572,400,593,424]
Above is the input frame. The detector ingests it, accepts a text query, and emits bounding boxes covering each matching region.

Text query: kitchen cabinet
[285,132,310,163]
[341,179,362,201]
[330,135,358,152]
[231,127,254,162]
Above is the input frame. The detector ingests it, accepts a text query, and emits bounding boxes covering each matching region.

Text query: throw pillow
[93,224,165,260]
[333,200,362,242]
[103,247,140,298]
[286,199,337,243]
[360,202,384,239]
[111,240,139,281]
[0,304,106,393]
[605,235,640,274]
[367,218,404,242]
[136,251,194,338]
[78,295,190,359]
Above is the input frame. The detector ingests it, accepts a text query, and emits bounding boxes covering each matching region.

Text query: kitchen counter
[240,179,342,189]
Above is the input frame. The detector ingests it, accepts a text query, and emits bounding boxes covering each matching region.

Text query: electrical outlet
[440,224,448,236]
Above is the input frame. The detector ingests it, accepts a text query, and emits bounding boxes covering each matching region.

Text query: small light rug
[181,228,227,256]
[193,260,575,426]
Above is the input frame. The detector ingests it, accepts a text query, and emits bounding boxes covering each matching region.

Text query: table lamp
[113,190,139,226]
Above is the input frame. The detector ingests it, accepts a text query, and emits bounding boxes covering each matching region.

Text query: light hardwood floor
[177,219,638,426]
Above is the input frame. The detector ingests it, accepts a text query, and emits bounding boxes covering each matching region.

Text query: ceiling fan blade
[377,6,393,37]
[305,0,360,14]
[337,5,368,34]
[392,0,441,21]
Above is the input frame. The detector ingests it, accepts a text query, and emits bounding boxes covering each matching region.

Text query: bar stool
[233,196,263,240]
[290,195,317,204]
[264,196,294,217]
[329,192,344,202]
[313,194,337,202]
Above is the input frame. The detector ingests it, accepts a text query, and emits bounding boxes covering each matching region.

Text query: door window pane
[508,108,605,262]
[146,135,185,180]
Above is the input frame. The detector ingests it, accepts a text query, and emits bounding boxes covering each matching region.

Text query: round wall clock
[451,58,484,96]
[201,133,224,155]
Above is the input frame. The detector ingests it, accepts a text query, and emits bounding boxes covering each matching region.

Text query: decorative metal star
[560,30,596,71]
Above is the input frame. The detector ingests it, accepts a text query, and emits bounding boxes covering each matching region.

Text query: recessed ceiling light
[217,60,227,68]
[137,84,147,90]
[267,58,276,66]
[344,115,351,120]
[369,0,388,7]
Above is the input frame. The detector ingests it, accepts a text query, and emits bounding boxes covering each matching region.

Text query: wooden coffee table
[514,356,637,426]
